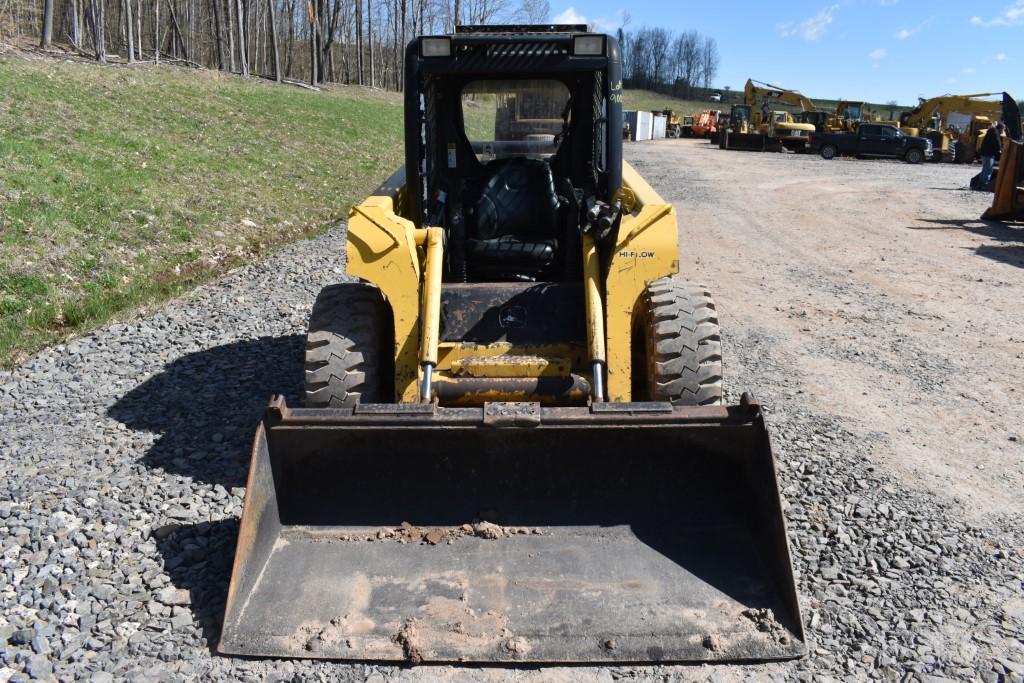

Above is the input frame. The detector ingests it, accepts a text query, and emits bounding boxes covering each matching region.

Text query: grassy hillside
[625,88,910,118]
[0,56,404,366]
[624,90,717,116]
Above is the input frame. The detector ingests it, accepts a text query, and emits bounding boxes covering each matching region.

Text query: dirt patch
[325,521,543,545]
[395,619,425,664]
[702,633,723,652]
[740,608,790,646]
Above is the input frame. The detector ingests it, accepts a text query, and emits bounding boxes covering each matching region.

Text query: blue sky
[550,0,1023,104]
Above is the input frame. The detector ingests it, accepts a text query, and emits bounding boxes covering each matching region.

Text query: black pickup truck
[809,123,933,163]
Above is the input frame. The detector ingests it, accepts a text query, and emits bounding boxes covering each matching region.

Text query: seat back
[474,159,561,241]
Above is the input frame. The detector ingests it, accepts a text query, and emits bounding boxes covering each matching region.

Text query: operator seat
[467,158,561,281]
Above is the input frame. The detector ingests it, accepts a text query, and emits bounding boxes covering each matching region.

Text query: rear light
[808,133,814,145]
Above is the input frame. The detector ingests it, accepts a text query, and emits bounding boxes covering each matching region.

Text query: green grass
[624,90,716,116]
[0,56,404,366]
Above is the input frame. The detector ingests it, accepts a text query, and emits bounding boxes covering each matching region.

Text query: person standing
[978,120,1004,188]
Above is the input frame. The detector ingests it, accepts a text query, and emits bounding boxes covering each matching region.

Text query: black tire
[905,147,924,164]
[304,282,392,408]
[634,278,723,406]
[820,144,837,160]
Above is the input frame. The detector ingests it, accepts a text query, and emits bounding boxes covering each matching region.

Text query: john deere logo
[499,306,527,328]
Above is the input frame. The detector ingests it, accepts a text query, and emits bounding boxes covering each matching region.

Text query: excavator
[984,94,1023,221]
[218,25,805,664]
[899,92,1005,163]
[829,100,868,132]
[720,79,816,151]
[823,100,905,133]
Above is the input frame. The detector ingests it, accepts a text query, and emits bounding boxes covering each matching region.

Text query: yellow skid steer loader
[219,24,806,664]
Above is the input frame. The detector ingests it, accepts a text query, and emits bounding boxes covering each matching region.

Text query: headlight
[573,35,605,56]
[421,37,451,57]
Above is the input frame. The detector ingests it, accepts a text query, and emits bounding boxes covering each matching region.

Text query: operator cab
[403,26,624,283]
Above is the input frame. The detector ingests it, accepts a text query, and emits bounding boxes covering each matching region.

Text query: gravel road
[1,140,1022,682]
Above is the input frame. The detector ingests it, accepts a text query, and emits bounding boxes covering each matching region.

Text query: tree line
[2,2,725,97]
[1,0,550,86]
[618,26,719,100]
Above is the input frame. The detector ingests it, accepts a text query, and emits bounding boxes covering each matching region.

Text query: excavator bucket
[983,93,1024,222]
[219,396,805,664]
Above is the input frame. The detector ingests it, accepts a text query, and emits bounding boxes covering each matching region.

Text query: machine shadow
[906,217,1023,238]
[975,245,1024,269]
[907,218,1024,268]
[156,518,239,651]
[108,335,305,489]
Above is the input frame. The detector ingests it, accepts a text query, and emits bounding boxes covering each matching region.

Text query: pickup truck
[809,123,933,163]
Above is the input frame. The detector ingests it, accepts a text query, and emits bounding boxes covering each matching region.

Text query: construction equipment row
[632,78,1006,164]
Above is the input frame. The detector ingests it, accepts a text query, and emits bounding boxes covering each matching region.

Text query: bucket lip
[263,395,764,429]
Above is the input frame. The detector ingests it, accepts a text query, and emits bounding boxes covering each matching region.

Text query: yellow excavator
[900,93,1004,163]
[218,25,805,665]
[744,79,817,150]
[828,101,906,132]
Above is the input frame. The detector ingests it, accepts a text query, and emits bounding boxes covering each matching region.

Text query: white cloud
[945,76,958,84]
[895,28,913,38]
[869,47,887,60]
[552,7,586,24]
[962,66,975,74]
[777,4,840,41]
[970,0,1024,27]
[551,6,626,32]
[879,0,898,5]
[994,52,1008,60]
[894,17,933,39]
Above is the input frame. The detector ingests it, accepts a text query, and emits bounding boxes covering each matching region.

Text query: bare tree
[40,0,54,46]
[267,0,279,79]
[235,0,247,74]
[154,0,160,61]
[355,0,362,84]
[123,0,134,62]
[700,36,717,91]
[367,0,373,86]
[518,0,547,22]
[63,0,82,48]
[677,30,700,98]
[307,0,316,83]
[210,0,225,68]
[647,27,670,86]
[87,0,105,61]
[135,0,141,58]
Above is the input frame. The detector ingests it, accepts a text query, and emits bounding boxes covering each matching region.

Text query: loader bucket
[219,396,806,664]
[723,131,770,152]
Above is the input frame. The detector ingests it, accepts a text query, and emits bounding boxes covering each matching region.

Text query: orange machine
[692,109,721,138]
